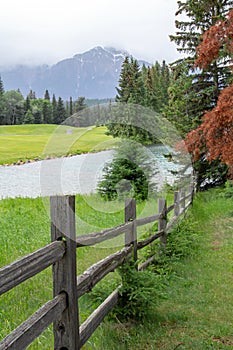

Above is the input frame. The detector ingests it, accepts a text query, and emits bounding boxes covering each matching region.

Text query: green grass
[0,194,160,349]
[0,124,118,165]
[84,189,233,349]
[1,190,233,349]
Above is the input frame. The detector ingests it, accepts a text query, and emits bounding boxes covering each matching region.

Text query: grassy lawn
[1,190,233,349]
[86,189,233,349]
[0,124,118,165]
[0,194,160,349]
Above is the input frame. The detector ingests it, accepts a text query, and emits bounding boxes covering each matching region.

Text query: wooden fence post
[50,195,80,350]
[125,198,137,267]
[174,191,180,217]
[189,184,194,204]
[158,198,167,252]
[180,189,185,212]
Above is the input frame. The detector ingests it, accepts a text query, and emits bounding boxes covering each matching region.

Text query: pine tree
[116,56,132,103]
[0,76,4,96]
[74,96,87,112]
[28,90,36,100]
[44,89,50,101]
[116,57,145,105]
[0,76,5,125]
[42,100,52,124]
[54,97,66,124]
[185,8,233,178]
[52,94,57,123]
[24,96,31,114]
[69,96,73,116]
[169,0,233,127]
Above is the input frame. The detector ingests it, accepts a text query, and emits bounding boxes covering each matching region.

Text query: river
[0,145,188,199]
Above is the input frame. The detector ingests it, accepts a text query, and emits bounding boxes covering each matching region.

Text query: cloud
[0,0,180,67]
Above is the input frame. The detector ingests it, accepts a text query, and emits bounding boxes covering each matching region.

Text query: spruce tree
[42,100,52,124]
[116,56,132,103]
[24,96,31,114]
[54,97,66,124]
[44,89,50,101]
[74,96,87,112]
[69,96,73,116]
[169,0,233,127]
[52,94,57,123]
[0,76,4,96]
[168,0,233,189]
[0,76,5,125]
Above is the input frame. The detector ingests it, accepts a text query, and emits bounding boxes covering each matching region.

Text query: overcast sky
[0,0,182,68]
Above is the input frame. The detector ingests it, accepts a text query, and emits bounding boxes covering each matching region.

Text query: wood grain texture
[50,195,80,349]
[77,246,132,298]
[0,241,65,296]
[0,293,66,350]
[76,221,133,247]
[79,288,119,348]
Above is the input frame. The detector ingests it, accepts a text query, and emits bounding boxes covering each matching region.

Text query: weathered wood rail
[0,185,194,350]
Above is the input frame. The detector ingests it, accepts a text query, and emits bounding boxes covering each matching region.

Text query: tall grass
[0,193,160,349]
[1,190,232,349]
[84,190,233,349]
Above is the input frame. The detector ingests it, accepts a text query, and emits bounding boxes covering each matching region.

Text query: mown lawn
[0,124,118,165]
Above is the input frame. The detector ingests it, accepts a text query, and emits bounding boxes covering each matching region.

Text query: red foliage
[195,9,233,69]
[185,9,233,170]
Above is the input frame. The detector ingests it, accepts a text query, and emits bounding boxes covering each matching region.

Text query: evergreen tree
[116,57,145,104]
[42,100,52,124]
[168,0,233,189]
[0,76,4,96]
[0,76,5,125]
[69,96,73,116]
[168,0,233,128]
[44,89,50,101]
[52,94,57,123]
[24,96,31,114]
[28,90,36,100]
[163,62,194,136]
[74,96,87,112]
[116,56,132,103]
[98,140,154,201]
[54,97,66,124]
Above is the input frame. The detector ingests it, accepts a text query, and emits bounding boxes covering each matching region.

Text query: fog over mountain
[0,47,151,99]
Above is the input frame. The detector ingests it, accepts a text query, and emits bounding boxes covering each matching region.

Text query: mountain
[0,47,151,99]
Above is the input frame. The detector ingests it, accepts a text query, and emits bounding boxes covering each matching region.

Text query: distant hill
[0,47,151,99]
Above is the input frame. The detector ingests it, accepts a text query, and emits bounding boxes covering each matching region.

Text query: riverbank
[0,124,119,166]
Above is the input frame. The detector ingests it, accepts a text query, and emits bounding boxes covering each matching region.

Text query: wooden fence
[0,185,193,350]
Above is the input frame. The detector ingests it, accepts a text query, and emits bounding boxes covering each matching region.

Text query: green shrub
[222,180,233,198]
[114,262,165,322]
[97,140,156,201]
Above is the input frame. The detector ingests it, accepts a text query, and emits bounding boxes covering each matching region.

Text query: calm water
[0,145,186,199]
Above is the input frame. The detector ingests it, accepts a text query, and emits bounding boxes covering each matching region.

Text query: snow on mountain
[0,46,151,99]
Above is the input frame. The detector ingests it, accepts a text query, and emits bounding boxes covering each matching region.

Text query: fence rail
[0,186,193,350]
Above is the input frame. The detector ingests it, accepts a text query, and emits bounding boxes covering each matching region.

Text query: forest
[1,0,233,191]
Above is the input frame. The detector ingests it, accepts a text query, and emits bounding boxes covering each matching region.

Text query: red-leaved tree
[185,9,233,175]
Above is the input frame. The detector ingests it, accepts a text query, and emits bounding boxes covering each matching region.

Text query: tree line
[106,0,233,191]
[0,58,171,131]
[0,82,90,126]
[1,0,233,191]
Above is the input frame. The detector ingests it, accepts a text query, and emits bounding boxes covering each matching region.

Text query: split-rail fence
[0,185,193,349]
